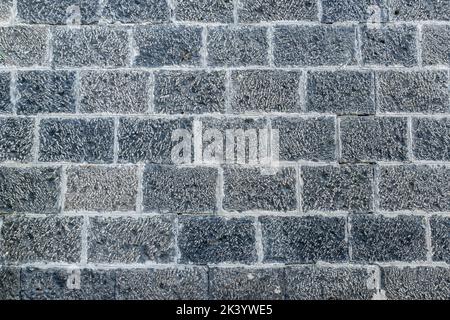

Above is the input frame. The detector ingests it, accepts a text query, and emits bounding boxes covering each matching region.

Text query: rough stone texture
[0,0,12,22]
[102,0,169,23]
[389,0,450,21]
[413,118,450,160]
[175,0,234,22]
[321,0,388,23]
[423,25,450,65]
[0,118,34,162]
[430,216,450,262]
[238,0,318,22]
[0,72,11,113]
[0,267,20,300]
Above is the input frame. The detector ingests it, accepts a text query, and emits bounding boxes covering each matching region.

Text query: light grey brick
[0,72,11,113]
[0,118,34,162]
[175,0,234,22]
[0,267,20,300]
[238,0,318,22]
[102,0,169,23]
[321,0,388,23]
[389,0,450,21]
[260,216,348,263]
[88,216,175,263]
[0,0,12,22]
[431,216,450,262]
[413,118,450,160]
[65,166,138,212]
[423,25,450,65]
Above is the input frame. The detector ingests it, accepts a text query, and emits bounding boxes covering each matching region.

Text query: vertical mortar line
[167,0,175,22]
[174,214,181,264]
[416,24,423,67]
[371,264,386,300]
[32,116,41,163]
[113,117,119,164]
[147,71,155,114]
[74,70,81,114]
[298,71,307,112]
[216,166,224,213]
[136,163,145,214]
[316,0,323,22]
[407,116,414,161]
[424,215,433,262]
[267,26,274,67]
[233,0,239,24]
[355,25,363,66]
[335,115,342,162]
[225,70,233,114]
[81,215,89,265]
[59,165,68,214]
[254,216,264,264]
[10,70,17,115]
[193,118,203,165]
[297,164,303,214]
[373,164,381,213]
[201,26,208,67]
[346,213,353,262]
[46,27,53,68]
[127,27,135,67]
[11,0,17,24]
[374,71,380,115]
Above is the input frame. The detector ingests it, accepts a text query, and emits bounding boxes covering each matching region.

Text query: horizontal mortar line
[373,261,450,268]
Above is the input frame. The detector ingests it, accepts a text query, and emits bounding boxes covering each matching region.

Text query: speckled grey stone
[238,0,317,22]
[340,117,408,162]
[274,26,356,66]
[378,165,450,211]
[64,166,138,212]
[321,0,388,23]
[0,267,20,300]
[0,118,34,162]
[116,267,208,300]
[302,165,374,212]
[430,216,450,262]
[285,266,376,300]
[0,72,11,113]
[0,166,60,213]
[207,26,268,67]
[413,118,450,160]
[178,216,256,264]
[88,216,175,263]
[423,25,450,65]
[306,71,375,115]
[176,0,234,22]
[154,71,226,114]
[378,71,449,113]
[80,70,150,114]
[260,216,348,263]
[382,267,450,300]
[389,0,450,21]
[272,117,336,161]
[143,165,217,213]
[0,0,12,22]
[0,216,82,263]
[102,0,169,23]
[210,268,285,300]
[17,71,76,115]
[134,26,202,67]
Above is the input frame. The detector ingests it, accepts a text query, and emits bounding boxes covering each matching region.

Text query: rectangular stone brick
[65,166,138,212]
[88,216,175,263]
[134,26,202,67]
[0,72,11,113]
[103,0,169,23]
[0,118,34,162]
[423,25,450,65]
[431,216,450,262]
[321,0,388,23]
[143,165,217,213]
[0,166,60,213]
[207,26,268,67]
[302,165,374,212]
[175,0,234,22]
[340,116,408,162]
[0,0,12,22]
[413,118,450,160]
[379,165,450,211]
[17,71,76,115]
[389,0,450,21]
[260,216,348,263]
[274,26,356,66]
[39,118,114,163]
[178,216,256,264]
[306,71,375,115]
[238,0,318,22]
[0,216,82,263]
[0,267,20,300]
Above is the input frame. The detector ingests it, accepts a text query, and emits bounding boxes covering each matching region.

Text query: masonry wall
[0,0,449,300]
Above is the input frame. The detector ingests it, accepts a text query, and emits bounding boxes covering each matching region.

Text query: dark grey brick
[0,0,12,22]
[231,70,301,113]
[361,25,417,66]
[116,267,208,300]
[351,215,427,262]
[306,71,375,115]
[423,25,450,65]
[52,27,129,67]
[340,117,408,162]
[65,166,138,212]
[134,26,202,67]
[0,118,34,162]
[0,216,82,263]
[378,71,449,113]
[143,165,217,213]
[17,71,76,115]
[154,71,226,114]
[0,267,20,300]
[321,0,388,23]
[223,167,297,212]
[210,268,284,300]
[260,216,348,263]
[175,0,234,22]
[431,216,450,262]
[0,72,11,113]
[302,165,374,212]
[39,118,114,163]
[379,165,450,211]
[207,26,268,67]
[274,26,356,66]
[413,118,450,160]
[389,0,450,21]
[0,26,48,66]
[178,216,256,264]
[88,216,175,263]
[382,267,450,300]
[0,167,60,213]
[285,266,376,300]
[103,0,169,23]
[80,71,150,114]
[238,0,317,22]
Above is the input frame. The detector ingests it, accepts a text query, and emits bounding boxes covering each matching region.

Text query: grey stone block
[0,72,11,113]
[0,216,82,263]
[379,165,450,211]
[17,71,76,115]
[175,0,234,22]
[351,215,427,262]
[103,0,169,23]
[260,216,348,263]
[238,0,317,22]
[154,71,226,114]
[0,0,12,22]
[413,118,450,160]
[389,0,450,21]
[321,0,388,23]
[80,70,150,114]
[39,118,114,163]
[178,216,256,264]
[274,26,356,66]
[0,118,34,162]
[382,267,450,300]
[134,26,202,67]
[430,216,450,262]
[88,216,175,263]
[340,116,408,162]
[302,165,374,212]
[210,268,284,300]
[0,267,20,300]
[143,165,217,213]
[0,166,60,213]
[116,267,208,300]
[52,27,129,67]
[361,25,417,66]
[65,166,138,212]
[306,71,375,115]
[207,26,268,67]
[378,71,449,113]
[423,25,450,65]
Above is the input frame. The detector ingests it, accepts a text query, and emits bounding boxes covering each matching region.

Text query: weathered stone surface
[413,118,450,160]
[0,0,12,22]
[176,0,234,22]
[0,267,20,300]
[423,25,450,65]
[0,72,11,113]
[430,216,450,262]
[389,0,450,21]
[321,0,388,23]
[238,0,318,22]
[103,0,169,23]
[0,118,34,162]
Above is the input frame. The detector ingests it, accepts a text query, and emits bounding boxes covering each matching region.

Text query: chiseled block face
[175,0,234,23]
[0,118,34,162]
